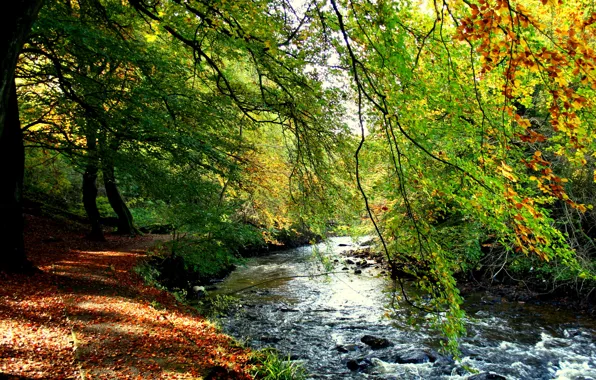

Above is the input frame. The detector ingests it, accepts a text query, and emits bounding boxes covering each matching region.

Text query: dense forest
[2,0,596,352]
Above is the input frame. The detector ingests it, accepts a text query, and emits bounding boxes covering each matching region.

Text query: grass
[250,348,307,380]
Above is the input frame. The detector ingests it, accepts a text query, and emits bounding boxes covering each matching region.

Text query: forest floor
[0,215,253,379]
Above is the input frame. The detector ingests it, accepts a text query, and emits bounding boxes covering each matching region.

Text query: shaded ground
[0,215,252,379]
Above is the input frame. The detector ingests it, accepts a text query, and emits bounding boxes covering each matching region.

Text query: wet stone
[359,238,374,247]
[336,344,362,353]
[346,358,372,372]
[467,373,507,380]
[279,307,299,312]
[361,335,393,349]
[394,349,437,364]
[346,359,359,371]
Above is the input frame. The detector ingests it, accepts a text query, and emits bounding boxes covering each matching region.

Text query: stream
[211,237,596,379]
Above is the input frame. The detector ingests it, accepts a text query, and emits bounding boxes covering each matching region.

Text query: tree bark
[0,0,44,271]
[83,163,105,240]
[103,163,139,236]
[83,130,104,241]
[0,0,44,137]
[0,83,29,271]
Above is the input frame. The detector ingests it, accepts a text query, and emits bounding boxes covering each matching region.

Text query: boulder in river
[467,373,507,380]
[361,335,393,349]
[394,349,438,364]
[336,344,362,353]
[346,358,372,371]
[359,238,374,247]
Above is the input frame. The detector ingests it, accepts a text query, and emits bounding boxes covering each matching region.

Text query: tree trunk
[0,0,44,272]
[83,128,104,240]
[83,162,105,240]
[0,0,44,137]
[103,164,139,236]
[0,82,30,271]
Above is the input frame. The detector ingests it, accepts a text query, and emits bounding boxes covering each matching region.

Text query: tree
[5,0,595,353]
[315,0,596,350]
[0,0,44,271]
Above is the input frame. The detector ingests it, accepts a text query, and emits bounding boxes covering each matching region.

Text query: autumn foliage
[0,216,253,379]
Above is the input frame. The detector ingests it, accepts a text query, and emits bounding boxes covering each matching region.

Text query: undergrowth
[250,348,307,380]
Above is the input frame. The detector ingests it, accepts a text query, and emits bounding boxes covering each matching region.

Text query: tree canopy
[2,0,596,351]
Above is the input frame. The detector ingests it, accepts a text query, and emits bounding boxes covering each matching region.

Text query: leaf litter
[1,215,252,379]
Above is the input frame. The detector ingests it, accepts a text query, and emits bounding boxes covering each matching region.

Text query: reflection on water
[212,237,596,379]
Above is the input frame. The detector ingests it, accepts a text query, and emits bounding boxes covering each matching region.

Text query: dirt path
[0,215,252,379]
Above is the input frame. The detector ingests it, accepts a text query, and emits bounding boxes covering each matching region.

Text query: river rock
[338,243,351,247]
[346,259,355,264]
[361,335,393,349]
[346,358,372,371]
[192,285,206,299]
[346,359,359,371]
[359,238,374,247]
[279,307,299,312]
[467,373,507,380]
[394,349,437,364]
[336,344,362,353]
[354,269,362,275]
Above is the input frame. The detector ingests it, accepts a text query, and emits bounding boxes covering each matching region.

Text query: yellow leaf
[500,162,517,182]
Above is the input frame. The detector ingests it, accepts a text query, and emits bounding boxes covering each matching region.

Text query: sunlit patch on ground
[0,215,253,379]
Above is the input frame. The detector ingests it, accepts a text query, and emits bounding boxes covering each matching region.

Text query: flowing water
[211,237,596,379]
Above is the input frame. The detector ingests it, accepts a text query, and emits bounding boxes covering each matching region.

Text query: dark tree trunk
[0,83,30,271]
[83,128,104,240]
[103,164,138,236]
[0,0,44,137]
[83,162,105,241]
[0,0,45,272]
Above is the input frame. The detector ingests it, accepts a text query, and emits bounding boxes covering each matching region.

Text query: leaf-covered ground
[0,215,252,379]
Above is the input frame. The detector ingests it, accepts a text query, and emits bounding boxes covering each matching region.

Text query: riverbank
[0,215,253,379]
[337,241,595,316]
